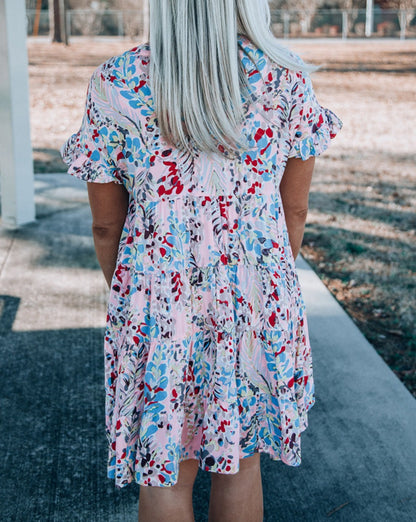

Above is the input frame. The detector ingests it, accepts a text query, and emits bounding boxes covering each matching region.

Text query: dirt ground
[27,37,416,397]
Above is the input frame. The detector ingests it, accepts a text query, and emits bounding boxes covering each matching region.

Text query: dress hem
[109,397,315,489]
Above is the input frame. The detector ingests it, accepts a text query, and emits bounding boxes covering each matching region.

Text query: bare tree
[270,0,322,34]
[293,0,322,32]
[378,0,416,7]
[117,0,148,39]
[48,0,68,43]
[338,0,366,34]
[378,0,416,33]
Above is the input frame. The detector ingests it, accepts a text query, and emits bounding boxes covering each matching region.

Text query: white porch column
[0,0,36,229]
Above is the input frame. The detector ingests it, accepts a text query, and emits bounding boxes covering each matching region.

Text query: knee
[211,453,261,485]
[139,459,199,497]
[238,453,261,473]
[175,458,199,490]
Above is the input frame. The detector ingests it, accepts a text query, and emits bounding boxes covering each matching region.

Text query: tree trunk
[49,0,67,44]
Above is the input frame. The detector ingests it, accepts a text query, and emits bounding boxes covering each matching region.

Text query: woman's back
[62,34,339,263]
[61,34,341,489]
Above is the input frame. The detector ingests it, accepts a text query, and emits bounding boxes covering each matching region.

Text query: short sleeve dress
[61,35,342,489]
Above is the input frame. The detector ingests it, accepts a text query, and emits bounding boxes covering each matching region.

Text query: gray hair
[149,0,314,156]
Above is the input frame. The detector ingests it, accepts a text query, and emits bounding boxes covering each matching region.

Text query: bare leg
[208,453,264,522]
[138,459,199,522]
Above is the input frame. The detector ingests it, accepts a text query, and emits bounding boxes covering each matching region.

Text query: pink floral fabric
[61,35,342,488]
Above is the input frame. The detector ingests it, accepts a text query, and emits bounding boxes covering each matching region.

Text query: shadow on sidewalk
[0,294,214,521]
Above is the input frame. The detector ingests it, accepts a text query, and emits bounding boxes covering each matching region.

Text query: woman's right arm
[279,157,315,260]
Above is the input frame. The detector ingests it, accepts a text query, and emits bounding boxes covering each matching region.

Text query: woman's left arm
[87,182,129,288]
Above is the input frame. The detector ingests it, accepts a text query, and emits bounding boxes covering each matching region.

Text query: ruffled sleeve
[60,67,124,184]
[288,70,342,161]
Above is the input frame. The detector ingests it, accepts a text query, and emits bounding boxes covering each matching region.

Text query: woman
[62,1,342,520]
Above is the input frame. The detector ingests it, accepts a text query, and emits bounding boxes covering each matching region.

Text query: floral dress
[61,35,342,488]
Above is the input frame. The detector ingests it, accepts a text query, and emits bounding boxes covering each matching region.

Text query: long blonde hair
[149,0,313,156]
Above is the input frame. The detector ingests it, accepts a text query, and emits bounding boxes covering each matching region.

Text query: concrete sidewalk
[1,174,415,522]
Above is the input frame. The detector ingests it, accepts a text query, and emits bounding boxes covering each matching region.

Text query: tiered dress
[61,35,342,488]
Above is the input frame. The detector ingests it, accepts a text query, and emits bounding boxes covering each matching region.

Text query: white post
[142,0,149,41]
[342,10,348,40]
[283,12,290,39]
[0,0,36,229]
[117,11,123,37]
[365,0,373,37]
[399,10,406,41]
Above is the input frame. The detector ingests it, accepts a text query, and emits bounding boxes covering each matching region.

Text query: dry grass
[27,37,416,396]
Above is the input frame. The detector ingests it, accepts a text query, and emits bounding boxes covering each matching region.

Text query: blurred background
[24,0,416,398]
[26,0,416,40]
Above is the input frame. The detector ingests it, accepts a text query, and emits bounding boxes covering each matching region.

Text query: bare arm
[279,157,315,260]
[87,182,129,288]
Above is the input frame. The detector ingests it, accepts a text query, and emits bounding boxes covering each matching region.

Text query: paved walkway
[1,174,415,521]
